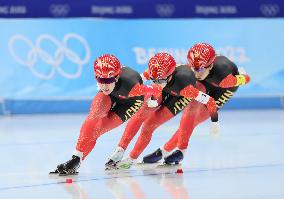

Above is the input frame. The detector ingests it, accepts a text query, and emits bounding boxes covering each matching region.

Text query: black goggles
[150,77,168,84]
[192,67,206,72]
[96,76,116,84]
[191,64,211,72]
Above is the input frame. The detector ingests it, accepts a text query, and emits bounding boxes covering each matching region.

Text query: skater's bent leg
[163,129,180,152]
[118,103,155,150]
[177,103,209,150]
[80,92,112,137]
[76,112,123,160]
[130,106,174,159]
[164,82,208,151]
[163,103,198,152]
[89,92,112,119]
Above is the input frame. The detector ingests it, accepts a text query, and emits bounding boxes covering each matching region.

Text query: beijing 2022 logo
[8,33,91,79]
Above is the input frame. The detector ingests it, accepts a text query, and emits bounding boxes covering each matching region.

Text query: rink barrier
[0,96,283,115]
[0,99,91,115]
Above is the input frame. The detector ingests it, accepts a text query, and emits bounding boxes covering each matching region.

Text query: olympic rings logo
[155,4,175,17]
[260,4,280,17]
[8,34,91,79]
[49,4,70,17]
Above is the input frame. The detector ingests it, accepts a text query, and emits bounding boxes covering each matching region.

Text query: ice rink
[0,109,284,199]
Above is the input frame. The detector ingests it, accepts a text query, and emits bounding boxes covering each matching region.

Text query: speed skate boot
[105,147,125,170]
[164,150,183,165]
[49,155,81,176]
[117,156,135,169]
[143,148,163,163]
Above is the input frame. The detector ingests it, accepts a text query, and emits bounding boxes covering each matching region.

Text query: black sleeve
[210,56,239,85]
[166,65,196,96]
[112,67,143,97]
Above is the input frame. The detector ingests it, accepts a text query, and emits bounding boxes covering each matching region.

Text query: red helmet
[187,43,216,71]
[94,54,121,79]
[148,52,176,79]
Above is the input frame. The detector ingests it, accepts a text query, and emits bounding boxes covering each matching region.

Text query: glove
[146,97,159,108]
[210,121,220,137]
[238,67,251,84]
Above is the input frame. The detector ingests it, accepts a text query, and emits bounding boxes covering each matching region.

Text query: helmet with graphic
[148,52,176,80]
[187,43,216,72]
[94,54,122,84]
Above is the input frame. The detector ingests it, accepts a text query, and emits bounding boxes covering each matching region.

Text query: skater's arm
[128,83,162,99]
[180,85,218,122]
[219,74,250,88]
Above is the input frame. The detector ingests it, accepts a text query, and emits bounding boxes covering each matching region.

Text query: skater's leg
[76,112,123,160]
[177,102,209,150]
[106,95,161,168]
[142,94,194,163]
[118,102,156,150]
[50,93,117,175]
[163,127,180,152]
[73,92,114,159]
[76,92,112,154]
[129,106,174,160]
[89,92,113,118]
[102,108,152,169]
[163,103,209,164]
[163,82,207,151]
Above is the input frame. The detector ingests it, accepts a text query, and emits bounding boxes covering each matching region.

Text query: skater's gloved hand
[146,96,159,108]
[210,121,220,137]
[238,67,251,84]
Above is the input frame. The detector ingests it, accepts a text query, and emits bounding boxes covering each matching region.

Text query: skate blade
[129,162,159,171]
[49,170,59,175]
[135,162,160,168]
[156,163,181,168]
[105,163,120,171]
[105,166,119,171]
[58,172,79,176]
[136,162,161,165]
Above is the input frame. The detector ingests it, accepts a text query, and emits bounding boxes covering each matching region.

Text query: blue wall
[0,18,283,114]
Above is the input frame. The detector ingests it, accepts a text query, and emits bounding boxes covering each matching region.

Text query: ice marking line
[0,163,284,191]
